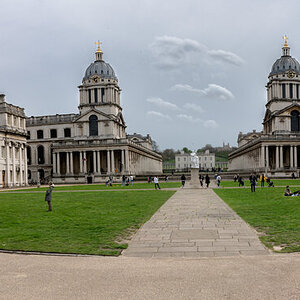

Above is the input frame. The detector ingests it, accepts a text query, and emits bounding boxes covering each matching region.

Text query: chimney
[0,94,5,103]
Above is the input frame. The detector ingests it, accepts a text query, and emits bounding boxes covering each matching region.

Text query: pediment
[74,108,113,122]
[275,103,300,117]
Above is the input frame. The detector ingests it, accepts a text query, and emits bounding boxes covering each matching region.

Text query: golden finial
[283,35,288,47]
[95,41,102,53]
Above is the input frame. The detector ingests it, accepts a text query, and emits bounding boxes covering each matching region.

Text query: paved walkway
[123,188,269,258]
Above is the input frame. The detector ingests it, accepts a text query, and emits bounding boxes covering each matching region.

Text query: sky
[1,0,300,151]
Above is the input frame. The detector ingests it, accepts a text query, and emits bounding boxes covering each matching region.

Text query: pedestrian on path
[205,174,210,188]
[260,174,265,187]
[122,175,126,186]
[45,182,54,212]
[154,176,161,190]
[181,174,186,188]
[199,174,203,187]
[216,174,221,187]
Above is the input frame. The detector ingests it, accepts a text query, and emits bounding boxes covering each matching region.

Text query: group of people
[233,173,274,192]
[180,174,211,188]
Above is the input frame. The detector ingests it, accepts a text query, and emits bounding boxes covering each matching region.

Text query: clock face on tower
[91,75,100,83]
[287,70,296,78]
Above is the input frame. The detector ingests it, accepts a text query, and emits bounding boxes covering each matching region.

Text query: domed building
[26,44,162,184]
[229,37,300,176]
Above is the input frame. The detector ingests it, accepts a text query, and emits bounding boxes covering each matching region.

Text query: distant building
[0,94,27,187]
[175,150,215,171]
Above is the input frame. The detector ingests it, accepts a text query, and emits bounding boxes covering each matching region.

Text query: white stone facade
[26,47,162,184]
[0,94,27,187]
[229,40,300,176]
[175,150,215,171]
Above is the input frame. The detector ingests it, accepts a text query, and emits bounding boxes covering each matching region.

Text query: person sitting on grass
[284,186,291,196]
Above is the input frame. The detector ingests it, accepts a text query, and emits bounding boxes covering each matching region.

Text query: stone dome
[270,53,300,76]
[83,56,117,81]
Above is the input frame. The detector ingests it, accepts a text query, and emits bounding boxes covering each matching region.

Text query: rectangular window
[290,83,293,99]
[27,131,30,139]
[184,157,186,161]
[282,84,286,98]
[50,129,57,138]
[101,88,105,102]
[88,89,92,103]
[64,128,71,137]
[37,130,43,139]
[94,88,98,103]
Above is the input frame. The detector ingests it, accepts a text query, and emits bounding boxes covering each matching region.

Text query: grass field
[0,190,175,255]
[220,179,300,188]
[214,187,300,252]
[6,181,181,192]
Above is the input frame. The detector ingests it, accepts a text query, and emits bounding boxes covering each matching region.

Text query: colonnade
[268,82,300,100]
[261,144,298,169]
[1,141,27,186]
[52,148,129,175]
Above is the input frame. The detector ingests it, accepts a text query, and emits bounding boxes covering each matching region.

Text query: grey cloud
[147,111,171,120]
[208,49,245,66]
[146,97,179,110]
[204,120,218,128]
[171,83,234,101]
[183,103,204,113]
[150,36,244,69]
[176,114,202,123]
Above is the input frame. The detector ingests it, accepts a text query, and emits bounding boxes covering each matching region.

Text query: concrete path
[1,252,300,299]
[123,188,269,258]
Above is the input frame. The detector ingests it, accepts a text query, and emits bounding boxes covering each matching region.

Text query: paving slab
[123,188,269,257]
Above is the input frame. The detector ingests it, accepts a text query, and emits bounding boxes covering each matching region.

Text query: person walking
[181,174,186,188]
[122,175,126,186]
[205,174,210,188]
[216,174,221,187]
[129,175,134,186]
[45,182,54,212]
[154,176,161,190]
[250,177,256,192]
[199,174,203,187]
[260,174,265,187]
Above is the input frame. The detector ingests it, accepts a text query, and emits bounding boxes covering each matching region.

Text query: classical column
[111,150,115,173]
[276,146,279,169]
[83,151,87,174]
[280,146,283,168]
[107,150,111,173]
[290,146,294,168]
[93,151,97,173]
[5,143,9,187]
[57,152,60,175]
[66,152,70,174]
[121,149,125,173]
[12,144,16,186]
[53,152,56,174]
[295,146,298,168]
[70,152,73,174]
[24,145,28,185]
[261,145,265,168]
[19,146,23,185]
[79,151,83,173]
[97,151,101,174]
[125,149,129,173]
[265,146,269,169]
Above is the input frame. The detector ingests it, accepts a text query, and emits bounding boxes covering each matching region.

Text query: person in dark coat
[250,177,256,192]
[205,174,210,188]
[181,174,186,188]
[45,182,54,212]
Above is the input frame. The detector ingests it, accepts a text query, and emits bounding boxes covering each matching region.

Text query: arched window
[37,145,45,164]
[89,115,98,136]
[291,110,299,132]
[27,146,31,165]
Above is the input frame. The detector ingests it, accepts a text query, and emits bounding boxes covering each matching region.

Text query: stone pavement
[123,188,269,258]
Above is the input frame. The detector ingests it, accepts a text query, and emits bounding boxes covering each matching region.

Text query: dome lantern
[282,35,290,56]
[95,41,103,61]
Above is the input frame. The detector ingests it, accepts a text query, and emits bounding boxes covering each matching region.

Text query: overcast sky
[1,0,299,151]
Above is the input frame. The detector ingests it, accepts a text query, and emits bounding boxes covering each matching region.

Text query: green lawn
[0,190,175,255]
[220,179,300,188]
[214,187,300,252]
[7,181,181,192]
